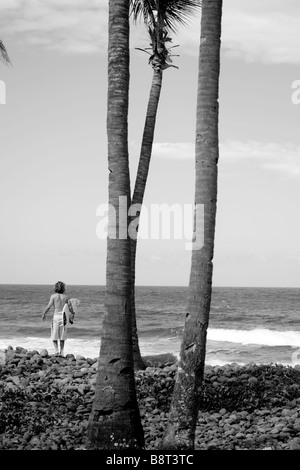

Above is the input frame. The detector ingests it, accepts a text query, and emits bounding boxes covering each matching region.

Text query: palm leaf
[131,0,201,32]
[163,0,201,32]
[131,0,156,25]
[0,40,11,66]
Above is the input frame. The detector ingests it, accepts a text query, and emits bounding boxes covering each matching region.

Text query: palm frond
[130,0,156,24]
[135,47,152,55]
[159,0,201,33]
[131,0,200,71]
[0,40,11,66]
[130,0,201,32]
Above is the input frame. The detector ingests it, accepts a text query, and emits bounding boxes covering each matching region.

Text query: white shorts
[51,313,67,340]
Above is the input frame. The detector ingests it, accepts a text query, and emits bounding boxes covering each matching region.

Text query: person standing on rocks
[42,281,75,356]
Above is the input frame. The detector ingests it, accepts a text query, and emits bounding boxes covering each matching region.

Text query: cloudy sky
[0,0,300,287]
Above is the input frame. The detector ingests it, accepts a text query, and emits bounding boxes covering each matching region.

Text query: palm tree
[162,0,223,449]
[86,0,144,450]
[0,39,11,65]
[130,0,201,370]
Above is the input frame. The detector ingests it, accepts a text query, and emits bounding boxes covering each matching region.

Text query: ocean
[1,284,300,367]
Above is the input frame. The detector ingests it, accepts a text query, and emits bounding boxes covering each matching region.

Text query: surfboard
[69,298,80,315]
[62,303,72,325]
[62,299,80,325]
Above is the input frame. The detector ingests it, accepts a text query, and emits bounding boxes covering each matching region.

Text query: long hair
[54,281,65,294]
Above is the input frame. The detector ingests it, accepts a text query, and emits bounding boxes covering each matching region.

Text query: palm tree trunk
[86,0,144,450]
[131,67,163,369]
[162,0,222,450]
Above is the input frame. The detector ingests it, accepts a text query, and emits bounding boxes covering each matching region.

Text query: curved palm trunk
[86,0,144,450]
[162,0,222,450]
[131,67,163,369]
[129,0,201,371]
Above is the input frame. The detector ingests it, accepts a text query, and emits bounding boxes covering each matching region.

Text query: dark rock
[66,402,77,411]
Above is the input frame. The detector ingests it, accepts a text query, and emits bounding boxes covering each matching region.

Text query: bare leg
[60,340,65,356]
[53,340,59,354]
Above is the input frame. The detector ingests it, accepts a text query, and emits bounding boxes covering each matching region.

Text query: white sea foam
[139,337,180,358]
[205,358,246,367]
[1,327,299,368]
[0,337,101,359]
[208,328,300,347]
[0,336,180,361]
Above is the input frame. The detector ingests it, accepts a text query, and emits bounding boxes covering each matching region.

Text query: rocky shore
[1,346,300,450]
